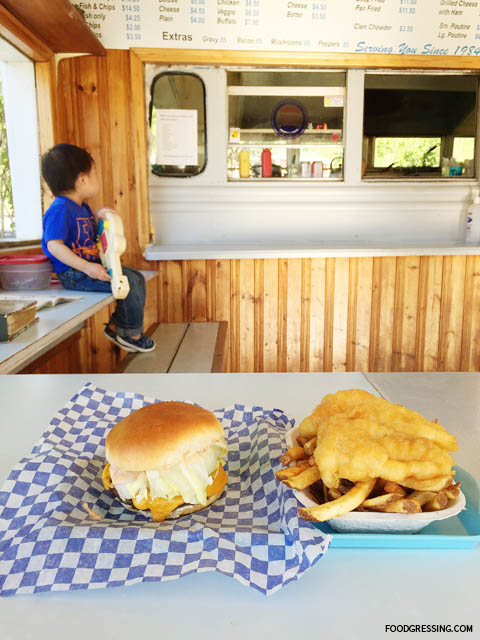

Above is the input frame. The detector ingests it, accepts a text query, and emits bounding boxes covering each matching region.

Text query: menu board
[72,0,480,57]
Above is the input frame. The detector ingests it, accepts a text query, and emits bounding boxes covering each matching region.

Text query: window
[227,70,345,180]
[0,37,42,243]
[0,73,13,239]
[363,72,477,179]
[149,72,207,177]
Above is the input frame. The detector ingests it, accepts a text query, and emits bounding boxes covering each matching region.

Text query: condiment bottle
[465,188,480,244]
[239,150,250,178]
[261,148,272,178]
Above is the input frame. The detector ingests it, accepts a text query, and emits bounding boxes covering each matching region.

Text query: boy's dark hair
[41,144,94,196]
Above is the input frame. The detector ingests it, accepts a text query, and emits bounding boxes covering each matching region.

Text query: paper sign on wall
[155,109,198,166]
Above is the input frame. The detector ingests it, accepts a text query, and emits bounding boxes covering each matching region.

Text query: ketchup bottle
[261,148,272,178]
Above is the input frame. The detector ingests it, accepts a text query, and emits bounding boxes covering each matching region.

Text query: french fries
[298,479,376,522]
[277,438,461,523]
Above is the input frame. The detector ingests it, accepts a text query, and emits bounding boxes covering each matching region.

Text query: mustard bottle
[239,150,250,178]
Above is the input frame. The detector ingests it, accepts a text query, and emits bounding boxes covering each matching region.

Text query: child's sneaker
[117,333,156,353]
[104,325,136,352]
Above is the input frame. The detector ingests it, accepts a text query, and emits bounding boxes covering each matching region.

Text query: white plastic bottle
[465,188,480,244]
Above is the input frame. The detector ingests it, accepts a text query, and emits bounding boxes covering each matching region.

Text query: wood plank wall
[53,51,480,373]
[155,256,480,373]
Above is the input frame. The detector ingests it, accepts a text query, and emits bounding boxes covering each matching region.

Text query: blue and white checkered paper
[0,384,330,597]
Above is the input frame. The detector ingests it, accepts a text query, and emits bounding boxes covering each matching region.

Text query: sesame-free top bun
[105,401,225,471]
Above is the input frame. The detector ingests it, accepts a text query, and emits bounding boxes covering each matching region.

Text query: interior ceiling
[0,0,105,54]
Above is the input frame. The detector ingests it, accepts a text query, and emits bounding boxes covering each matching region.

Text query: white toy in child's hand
[96,212,130,299]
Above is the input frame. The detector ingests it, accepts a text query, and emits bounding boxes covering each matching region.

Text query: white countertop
[145,242,480,260]
[0,372,478,640]
[0,288,112,374]
[0,271,158,374]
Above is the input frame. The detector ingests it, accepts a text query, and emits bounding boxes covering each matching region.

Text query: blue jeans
[57,265,146,338]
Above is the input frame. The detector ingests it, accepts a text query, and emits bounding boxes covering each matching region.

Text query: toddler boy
[41,143,155,353]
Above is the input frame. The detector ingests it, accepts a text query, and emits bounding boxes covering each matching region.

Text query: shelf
[229,143,342,148]
[233,128,342,134]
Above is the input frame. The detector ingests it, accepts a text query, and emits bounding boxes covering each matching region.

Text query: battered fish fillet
[314,417,455,488]
[299,389,458,452]
[298,390,458,489]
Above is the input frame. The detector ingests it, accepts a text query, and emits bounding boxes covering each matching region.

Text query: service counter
[145,242,480,261]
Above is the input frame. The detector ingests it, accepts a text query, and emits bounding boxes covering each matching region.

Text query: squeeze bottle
[261,148,272,178]
[239,150,250,178]
[465,188,480,244]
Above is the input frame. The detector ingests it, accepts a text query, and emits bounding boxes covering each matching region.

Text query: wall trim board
[132,48,480,71]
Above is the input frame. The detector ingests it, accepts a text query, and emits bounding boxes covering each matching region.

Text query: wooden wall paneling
[402,256,421,372]
[439,256,467,371]
[87,301,118,373]
[186,260,207,321]
[212,259,231,371]
[253,259,264,372]
[105,50,137,267]
[129,50,151,251]
[392,256,420,371]
[323,258,335,371]
[35,58,58,210]
[19,331,83,374]
[415,256,429,372]
[346,258,358,371]
[75,55,113,209]
[143,276,159,332]
[285,259,303,372]
[206,260,216,321]
[262,259,279,372]
[229,260,240,371]
[300,258,311,372]
[460,255,480,371]
[309,258,326,372]
[238,259,255,372]
[285,258,303,371]
[277,258,288,372]
[56,57,78,144]
[331,257,350,372]
[422,256,444,371]
[78,323,93,373]
[468,256,480,371]
[370,257,397,371]
[157,261,168,323]
[353,257,373,371]
[164,261,184,322]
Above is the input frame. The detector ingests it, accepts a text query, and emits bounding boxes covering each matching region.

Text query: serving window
[362,72,478,180]
[227,70,345,181]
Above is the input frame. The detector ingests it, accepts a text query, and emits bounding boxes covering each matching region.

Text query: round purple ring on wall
[271,100,308,138]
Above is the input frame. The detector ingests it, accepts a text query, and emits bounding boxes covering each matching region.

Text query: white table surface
[0,372,478,640]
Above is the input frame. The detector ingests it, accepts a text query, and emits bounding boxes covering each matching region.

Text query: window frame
[148,70,208,178]
[0,40,42,246]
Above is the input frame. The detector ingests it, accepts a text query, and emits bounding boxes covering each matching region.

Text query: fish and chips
[276,389,461,523]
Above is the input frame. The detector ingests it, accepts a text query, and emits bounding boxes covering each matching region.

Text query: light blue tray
[312,467,480,549]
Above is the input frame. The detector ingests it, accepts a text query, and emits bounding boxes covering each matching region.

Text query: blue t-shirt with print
[42,196,101,274]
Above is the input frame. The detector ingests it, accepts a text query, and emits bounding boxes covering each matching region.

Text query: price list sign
[72,0,480,57]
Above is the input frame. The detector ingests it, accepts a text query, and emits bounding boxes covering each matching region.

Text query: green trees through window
[0,76,14,239]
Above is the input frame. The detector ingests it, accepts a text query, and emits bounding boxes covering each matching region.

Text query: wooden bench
[118,321,228,373]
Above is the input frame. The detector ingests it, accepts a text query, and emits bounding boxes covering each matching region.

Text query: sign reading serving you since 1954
[72,0,480,57]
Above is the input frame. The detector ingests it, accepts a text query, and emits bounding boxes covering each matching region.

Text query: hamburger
[102,401,228,522]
